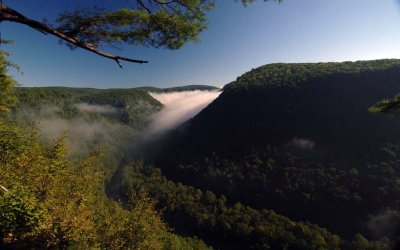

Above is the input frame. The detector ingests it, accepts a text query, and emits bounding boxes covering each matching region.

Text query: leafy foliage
[55,1,214,50]
[163,233,212,250]
[369,94,400,114]
[120,162,343,250]
[54,0,281,50]
[0,119,156,248]
[2,0,283,66]
[0,189,43,240]
[0,117,214,249]
[0,49,17,113]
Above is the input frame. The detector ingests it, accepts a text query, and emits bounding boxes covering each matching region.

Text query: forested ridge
[227,59,400,90]
[154,60,400,167]
[143,59,400,249]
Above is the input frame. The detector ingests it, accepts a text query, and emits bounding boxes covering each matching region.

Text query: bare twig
[0,184,9,192]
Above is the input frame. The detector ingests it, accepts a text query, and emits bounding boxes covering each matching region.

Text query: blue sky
[2,0,400,88]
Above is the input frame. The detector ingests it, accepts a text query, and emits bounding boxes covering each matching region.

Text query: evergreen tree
[0,1,281,67]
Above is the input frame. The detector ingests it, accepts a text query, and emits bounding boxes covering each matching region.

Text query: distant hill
[14,87,162,129]
[139,85,220,93]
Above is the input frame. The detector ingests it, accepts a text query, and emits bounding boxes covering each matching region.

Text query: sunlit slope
[14,87,162,129]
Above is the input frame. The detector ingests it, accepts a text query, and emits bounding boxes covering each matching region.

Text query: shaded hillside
[159,59,400,164]
[149,59,400,245]
[120,162,344,250]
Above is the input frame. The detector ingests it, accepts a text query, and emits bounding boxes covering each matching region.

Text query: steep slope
[151,59,400,243]
[159,59,400,164]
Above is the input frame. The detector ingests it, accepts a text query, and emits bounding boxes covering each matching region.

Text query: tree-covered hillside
[161,59,400,163]
[145,59,400,248]
[14,87,162,128]
[228,60,400,90]
[0,59,214,248]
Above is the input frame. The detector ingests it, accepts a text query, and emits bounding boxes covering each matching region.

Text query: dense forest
[0,62,213,249]
[3,58,400,249]
[144,59,400,249]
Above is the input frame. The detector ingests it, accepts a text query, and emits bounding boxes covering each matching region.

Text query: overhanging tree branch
[0,3,148,68]
[0,1,281,68]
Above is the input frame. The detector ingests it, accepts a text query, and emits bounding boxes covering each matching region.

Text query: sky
[2,0,400,88]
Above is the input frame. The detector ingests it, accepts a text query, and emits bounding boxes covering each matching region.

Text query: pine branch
[0,3,148,68]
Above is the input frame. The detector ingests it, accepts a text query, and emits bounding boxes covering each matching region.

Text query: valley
[4,60,400,249]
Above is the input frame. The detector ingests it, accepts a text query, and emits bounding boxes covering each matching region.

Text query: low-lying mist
[15,104,137,161]
[13,90,222,196]
[39,117,134,156]
[146,90,221,136]
[14,90,222,162]
[75,103,118,113]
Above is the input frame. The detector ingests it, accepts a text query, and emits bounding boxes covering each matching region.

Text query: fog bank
[16,105,136,158]
[75,103,118,113]
[146,90,221,136]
